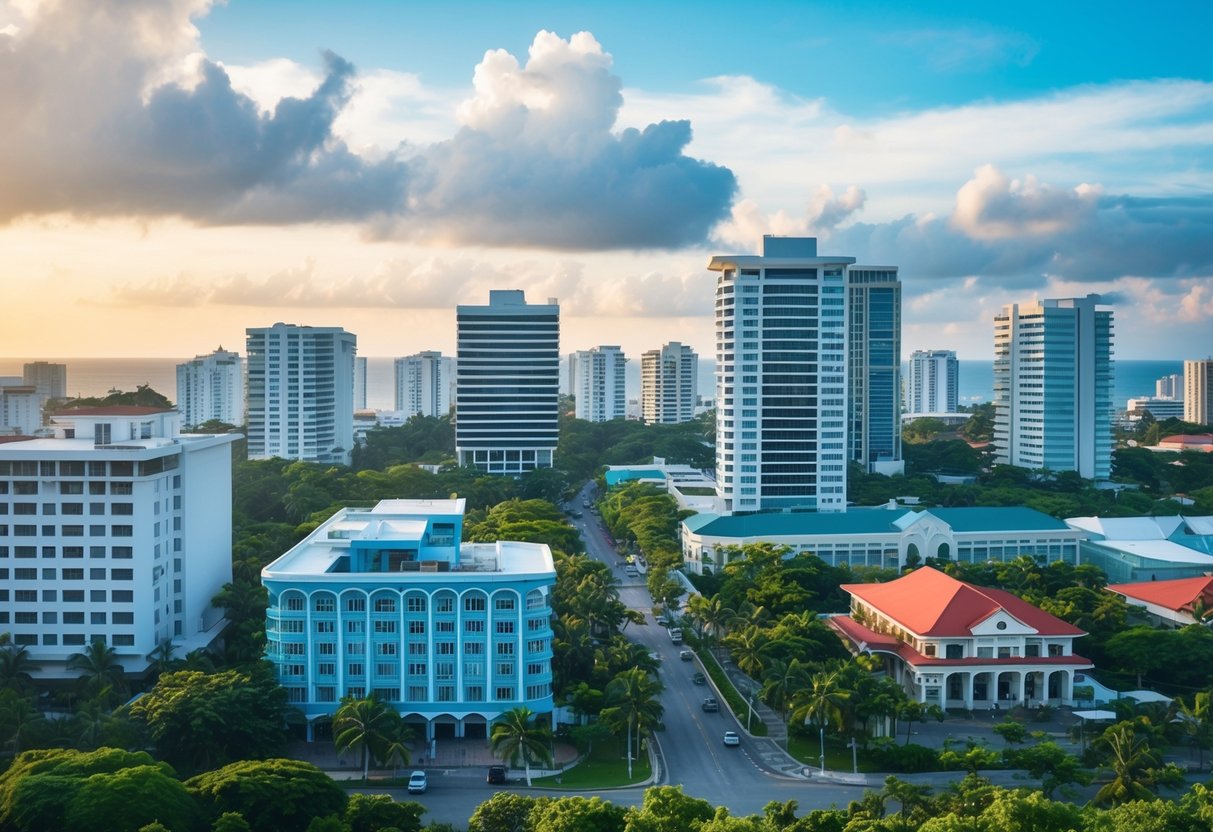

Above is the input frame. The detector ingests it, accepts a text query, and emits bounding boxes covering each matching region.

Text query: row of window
[3,610,134,625]
[0,501,134,515]
[6,632,135,647]
[289,682,552,704]
[0,545,133,559]
[272,638,550,658]
[0,567,133,580]
[0,524,134,537]
[281,591,547,614]
[271,616,549,636]
[1,588,134,602]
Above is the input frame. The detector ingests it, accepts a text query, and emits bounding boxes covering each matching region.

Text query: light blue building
[1066,515,1213,583]
[262,499,556,740]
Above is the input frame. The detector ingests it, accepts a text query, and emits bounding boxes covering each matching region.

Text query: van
[669,628,683,645]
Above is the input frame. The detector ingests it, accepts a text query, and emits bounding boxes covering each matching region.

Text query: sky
[1,0,1211,361]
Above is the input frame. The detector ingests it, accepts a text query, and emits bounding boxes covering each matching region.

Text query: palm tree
[146,639,178,679]
[0,689,43,754]
[333,694,404,780]
[68,640,126,702]
[790,669,850,734]
[1092,723,1160,806]
[0,642,38,694]
[490,707,553,787]
[726,625,769,678]
[762,658,809,724]
[601,668,664,780]
[1175,692,1213,770]
[687,595,737,659]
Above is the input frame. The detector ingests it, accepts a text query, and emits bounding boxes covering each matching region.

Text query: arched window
[937,542,950,560]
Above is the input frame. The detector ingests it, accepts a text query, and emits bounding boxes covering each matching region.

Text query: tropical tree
[490,707,553,787]
[68,640,126,701]
[790,670,850,736]
[0,689,43,754]
[725,625,769,678]
[1092,723,1161,806]
[601,668,664,780]
[0,642,38,694]
[761,658,809,724]
[145,639,178,679]
[686,595,737,659]
[333,695,408,780]
[1174,691,1213,770]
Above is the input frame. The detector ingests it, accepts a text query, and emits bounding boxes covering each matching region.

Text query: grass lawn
[786,733,882,773]
[532,738,652,789]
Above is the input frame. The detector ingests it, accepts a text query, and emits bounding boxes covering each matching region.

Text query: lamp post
[819,725,826,775]
[747,685,755,733]
[848,736,858,774]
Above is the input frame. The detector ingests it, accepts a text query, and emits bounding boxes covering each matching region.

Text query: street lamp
[848,736,858,774]
[819,725,825,775]
[747,685,755,733]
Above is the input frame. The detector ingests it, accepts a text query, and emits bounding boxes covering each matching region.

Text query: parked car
[407,770,428,793]
[679,650,694,662]
[692,672,706,685]
[723,731,741,747]
[486,765,506,784]
[701,697,719,712]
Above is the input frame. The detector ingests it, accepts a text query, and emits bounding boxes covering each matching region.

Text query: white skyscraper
[456,291,559,473]
[0,407,237,679]
[176,347,244,428]
[1185,360,1213,425]
[907,350,959,415]
[640,342,698,425]
[1156,373,1183,400]
[0,385,41,434]
[354,356,368,412]
[993,295,1113,479]
[573,346,627,422]
[245,324,357,465]
[394,351,454,419]
[708,237,851,514]
[22,361,66,402]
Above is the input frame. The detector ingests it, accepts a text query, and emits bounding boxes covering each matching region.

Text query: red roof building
[830,566,1092,710]
[1106,576,1213,628]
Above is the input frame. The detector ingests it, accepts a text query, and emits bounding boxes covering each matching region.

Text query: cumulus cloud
[716,183,867,247]
[0,6,735,248]
[953,164,1097,240]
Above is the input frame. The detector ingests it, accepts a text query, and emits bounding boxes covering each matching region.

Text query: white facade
[176,347,244,428]
[572,346,627,422]
[1126,397,1185,421]
[261,499,555,738]
[456,291,559,474]
[245,324,357,465]
[1186,360,1213,425]
[640,342,698,425]
[994,295,1114,480]
[395,351,454,419]
[0,386,41,435]
[1156,373,1183,400]
[907,350,959,416]
[354,356,368,412]
[0,407,237,678]
[22,362,66,402]
[709,237,851,514]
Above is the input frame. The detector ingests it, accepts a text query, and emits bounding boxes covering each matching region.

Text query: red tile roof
[840,566,1085,638]
[1161,434,1213,446]
[53,406,173,416]
[1106,576,1213,614]
[829,615,1092,669]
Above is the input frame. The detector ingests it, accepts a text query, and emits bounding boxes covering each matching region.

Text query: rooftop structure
[1106,576,1213,628]
[262,499,556,739]
[1065,515,1213,582]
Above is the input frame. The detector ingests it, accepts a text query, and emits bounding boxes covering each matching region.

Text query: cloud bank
[0,3,735,249]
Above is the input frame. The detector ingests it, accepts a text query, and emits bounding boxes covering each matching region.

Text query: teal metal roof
[686,506,1071,538]
[603,468,666,488]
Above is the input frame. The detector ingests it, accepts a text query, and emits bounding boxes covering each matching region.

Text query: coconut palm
[490,707,553,787]
[68,639,126,701]
[0,689,43,753]
[1175,691,1213,770]
[725,625,769,678]
[0,642,38,694]
[333,694,405,780]
[790,669,850,734]
[146,639,178,679]
[762,658,810,723]
[601,668,664,780]
[686,594,737,658]
[1091,723,1160,806]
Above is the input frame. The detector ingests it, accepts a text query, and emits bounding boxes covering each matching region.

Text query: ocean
[0,357,1187,412]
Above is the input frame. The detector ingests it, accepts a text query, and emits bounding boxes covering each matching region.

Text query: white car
[407,770,427,793]
[722,731,741,747]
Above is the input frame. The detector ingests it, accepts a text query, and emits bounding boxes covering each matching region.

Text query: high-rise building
[245,324,357,465]
[1185,360,1213,425]
[22,361,66,402]
[456,290,559,473]
[572,346,627,422]
[176,347,244,428]
[640,342,698,425]
[394,351,454,418]
[709,237,851,514]
[0,386,41,434]
[354,356,368,412]
[848,267,903,474]
[0,407,237,679]
[907,350,959,415]
[1156,373,1183,400]
[993,295,1113,479]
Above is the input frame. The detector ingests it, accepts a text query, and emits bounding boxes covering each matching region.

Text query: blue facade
[262,500,555,738]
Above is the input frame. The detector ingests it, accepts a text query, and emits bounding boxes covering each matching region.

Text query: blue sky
[0,0,1210,362]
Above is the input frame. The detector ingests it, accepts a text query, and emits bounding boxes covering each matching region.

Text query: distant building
[22,361,66,402]
[261,498,556,740]
[830,566,1092,708]
[572,346,627,422]
[0,407,237,679]
[993,295,1113,480]
[395,351,454,419]
[0,385,41,434]
[1106,576,1213,628]
[1156,373,1183,400]
[1186,360,1213,425]
[847,267,903,475]
[456,290,559,474]
[681,505,1082,575]
[907,350,959,416]
[354,356,368,411]
[245,324,357,465]
[176,347,244,428]
[1126,397,1185,422]
[640,342,697,426]
[1065,515,1213,583]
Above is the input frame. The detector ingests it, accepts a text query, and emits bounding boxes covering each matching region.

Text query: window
[494,597,515,611]
[347,663,364,677]
[495,621,514,634]
[347,621,364,634]
[318,663,335,676]
[346,598,366,612]
[464,642,484,655]
[285,596,305,611]
[408,662,427,676]
[314,596,335,612]
[317,642,336,656]
[377,643,398,656]
[464,596,486,612]
[373,620,397,633]
[496,662,514,677]
[373,597,396,613]
[113,612,133,625]
[408,620,425,635]
[496,642,515,656]
[112,590,133,603]
[434,595,454,613]
[407,596,426,613]
[465,620,485,633]
[495,687,515,700]
[465,685,484,702]
[316,621,334,633]
[375,663,396,677]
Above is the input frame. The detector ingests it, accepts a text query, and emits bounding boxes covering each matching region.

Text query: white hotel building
[395,351,454,419]
[0,407,237,679]
[176,347,244,428]
[572,346,627,423]
[262,499,556,740]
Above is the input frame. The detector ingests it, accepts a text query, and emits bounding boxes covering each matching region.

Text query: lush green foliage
[465,498,584,554]
[351,415,455,469]
[343,793,425,832]
[557,414,713,484]
[185,758,347,832]
[490,707,554,786]
[333,695,411,779]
